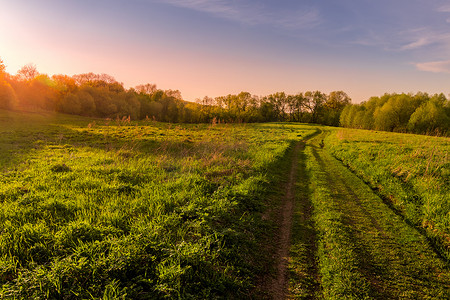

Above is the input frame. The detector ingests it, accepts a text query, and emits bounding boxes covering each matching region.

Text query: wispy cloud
[398,29,433,51]
[353,26,450,54]
[437,4,450,13]
[273,9,321,30]
[400,37,430,50]
[158,0,240,20]
[436,4,450,23]
[155,0,321,30]
[416,60,450,73]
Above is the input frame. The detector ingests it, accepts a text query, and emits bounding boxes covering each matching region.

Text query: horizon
[2,0,450,103]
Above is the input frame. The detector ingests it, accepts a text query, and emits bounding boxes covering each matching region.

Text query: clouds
[398,28,450,51]
[155,0,321,30]
[400,36,431,51]
[437,4,450,13]
[158,0,240,20]
[416,60,450,73]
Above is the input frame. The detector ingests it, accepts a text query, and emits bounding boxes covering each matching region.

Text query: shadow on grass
[289,142,321,299]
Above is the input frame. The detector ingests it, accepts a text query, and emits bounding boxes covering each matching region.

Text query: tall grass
[0,110,316,298]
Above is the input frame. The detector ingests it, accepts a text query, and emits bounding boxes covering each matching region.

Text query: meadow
[326,129,450,259]
[0,110,316,299]
[289,129,450,299]
[1,109,449,299]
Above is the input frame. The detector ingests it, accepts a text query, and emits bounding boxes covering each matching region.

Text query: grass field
[1,109,449,299]
[326,129,450,259]
[0,110,318,298]
[289,129,450,299]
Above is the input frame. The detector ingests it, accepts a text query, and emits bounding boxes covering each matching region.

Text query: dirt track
[268,142,301,299]
[269,130,450,299]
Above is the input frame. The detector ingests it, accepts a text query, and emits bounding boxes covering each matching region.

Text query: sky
[1,0,450,103]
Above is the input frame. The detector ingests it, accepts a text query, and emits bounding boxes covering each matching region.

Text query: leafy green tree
[60,93,82,115]
[408,99,450,134]
[326,91,351,110]
[322,91,351,126]
[339,105,351,127]
[286,93,306,122]
[259,101,276,122]
[265,92,289,121]
[374,94,419,132]
[305,91,326,123]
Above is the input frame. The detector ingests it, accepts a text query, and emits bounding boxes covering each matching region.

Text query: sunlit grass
[327,128,450,258]
[0,110,316,298]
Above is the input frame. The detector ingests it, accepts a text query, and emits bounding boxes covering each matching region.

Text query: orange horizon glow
[2,0,450,104]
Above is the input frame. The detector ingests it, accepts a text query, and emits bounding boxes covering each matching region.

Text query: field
[327,129,450,258]
[0,109,449,299]
[0,110,318,298]
[289,129,450,299]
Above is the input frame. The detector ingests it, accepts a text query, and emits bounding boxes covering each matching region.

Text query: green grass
[289,128,450,299]
[326,128,450,259]
[3,110,450,298]
[0,110,317,299]
[304,133,371,299]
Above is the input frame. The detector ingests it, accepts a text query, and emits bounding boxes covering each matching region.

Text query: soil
[267,142,301,299]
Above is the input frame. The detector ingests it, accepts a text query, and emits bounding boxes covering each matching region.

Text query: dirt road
[273,130,450,299]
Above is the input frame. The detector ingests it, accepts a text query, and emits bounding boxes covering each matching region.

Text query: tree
[52,74,78,100]
[29,75,58,110]
[0,58,16,109]
[0,58,6,76]
[286,93,306,122]
[60,93,82,115]
[340,104,361,128]
[16,64,39,81]
[304,91,326,123]
[259,101,276,122]
[326,91,351,110]
[265,92,289,121]
[322,91,351,126]
[408,99,450,134]
[373,94,420,132]
[0,80,17,110]
[77,89,97,116]
[165,89,182,100]
[135,83,157,95]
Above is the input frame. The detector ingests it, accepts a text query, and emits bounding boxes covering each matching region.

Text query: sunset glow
[1,0,450,102]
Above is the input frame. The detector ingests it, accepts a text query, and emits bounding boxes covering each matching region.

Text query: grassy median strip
[327,129,450,261]
[304,141,371,299]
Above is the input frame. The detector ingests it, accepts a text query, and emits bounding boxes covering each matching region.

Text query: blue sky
[1,0,450,102]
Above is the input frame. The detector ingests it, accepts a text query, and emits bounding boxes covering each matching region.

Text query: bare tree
[16,63,39,81]
[135,83,157,94]
[0,58,5,74]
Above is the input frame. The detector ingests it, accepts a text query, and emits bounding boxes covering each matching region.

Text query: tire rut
[312,147,393,298]
[269,142,301,299]
[309,132,450,299]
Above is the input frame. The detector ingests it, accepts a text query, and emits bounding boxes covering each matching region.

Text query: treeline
[195,90,350,125]
[0,62,200,122]
[340,93,450,135]
[2,59,449,135]
[0,60,350,125]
